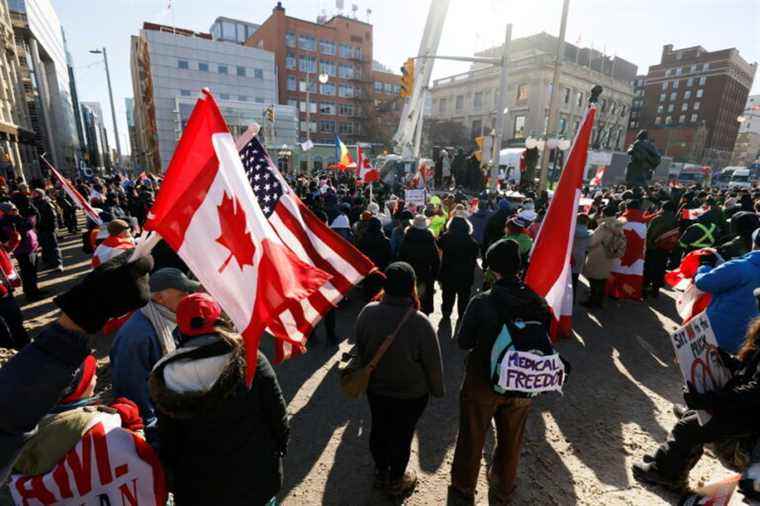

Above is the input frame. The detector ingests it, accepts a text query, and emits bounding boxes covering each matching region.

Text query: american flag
[238,132,377,362]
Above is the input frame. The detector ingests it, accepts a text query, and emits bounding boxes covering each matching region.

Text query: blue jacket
[110,311,174,444]
[695,250,760,353]
[0,323,90,484]
[469,207,492,245]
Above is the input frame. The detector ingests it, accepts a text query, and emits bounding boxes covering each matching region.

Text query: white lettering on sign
[498,350,566,394]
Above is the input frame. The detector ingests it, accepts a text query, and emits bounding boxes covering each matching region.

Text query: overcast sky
[53,0,759,155]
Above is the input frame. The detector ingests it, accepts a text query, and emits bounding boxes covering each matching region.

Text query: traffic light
[400,58,414,97]
[264,105,275,123]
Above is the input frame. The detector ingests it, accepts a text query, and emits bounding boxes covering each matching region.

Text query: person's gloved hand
[54,251,154,333]
[682,381,713,411]
[698,251,717,268]
[110,397,145,432]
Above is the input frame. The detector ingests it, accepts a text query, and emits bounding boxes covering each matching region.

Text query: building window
[374,81,383,92]
[513,115,526,138]
[573,120,580,133]
[517,84,529,102]
[178,59,189,69]
[679,114,686,124]
[319,40,336,55]
[319,102,336,115]
[473,91,482,110]
[393,84,401,95]
[238,96,248,101]
[672,80,679,89]
[691,113,698,123]
[655,116,662,125]
[299,56,317,74]
[180,89,191,96]
[198,62,209,72]
[320,60,336,76]
[471,119,482,138]
[339,43,352,58]
[668,104,674,113]
[287,76,297,91]
[696,89,703,98]
[338,103,354,117]
[298,35,316,51]
[684,90,692,100]
[670,92,677,101]
[384,82,393,93]
[690,64,697,74]
[665,116,672,125]
[299,121,316,132]
[664,69,671,77]
[254,68,264,80]
[675,67,682,76]
[703,63,710,71]
[299,80,317,93]
[285,32,296,48]
[681,103,688,112]
[576,91,584,107]
[657,105,664,114]
[620,105,626,117]
[687,77,694,87]
[563,88,570,104]
[320,82,336,96]
[236,66,246,77]
[218,65,228,75]
[318,120,335,133]
[610,103,617,115]
[455,95,464,111]
[601,99,607,112]
[299,102,316,113]
[661,81,668,90]
[338,122,353,134]
[699,76,706,86]
[439,98,447,113]
[559,117,567,133]
[287,99,298,108]
[659,93,666,102]
[338,84,354,98]
[694,101,700,110]
[286,53,296,70]
[338,64,353,79]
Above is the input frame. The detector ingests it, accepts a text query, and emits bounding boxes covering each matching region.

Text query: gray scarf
[141,301,177,355]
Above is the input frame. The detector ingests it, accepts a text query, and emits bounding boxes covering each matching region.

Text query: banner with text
[498,350,566,394]
[669,311,732,425]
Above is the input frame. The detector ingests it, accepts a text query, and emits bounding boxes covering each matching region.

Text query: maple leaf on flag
[619,228,645,268]
[216,192,256,273]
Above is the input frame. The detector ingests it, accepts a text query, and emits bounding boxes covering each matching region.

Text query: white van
[499,148,525,185]
[728,167,751,190]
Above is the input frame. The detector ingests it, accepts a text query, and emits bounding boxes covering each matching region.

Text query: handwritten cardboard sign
[669,311,732,425]
[498,350,566,394]
[404,189,426,208]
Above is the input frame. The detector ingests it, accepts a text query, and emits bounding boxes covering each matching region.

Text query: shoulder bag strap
[367,306,416,372]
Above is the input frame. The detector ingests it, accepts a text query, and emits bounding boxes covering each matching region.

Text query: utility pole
[490,24,512,190]
[538,0,570,193]
[90,47,122,167]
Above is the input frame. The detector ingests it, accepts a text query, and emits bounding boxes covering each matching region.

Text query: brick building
[626,44,756,167]
[627,75,646,131]
[246,2,391,147]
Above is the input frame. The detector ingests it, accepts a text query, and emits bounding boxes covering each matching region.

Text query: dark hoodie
[437,217,480,288]
[357,217,392,271]
[456,277,551,397]
[150,334,289,506]
[398,226,440,284]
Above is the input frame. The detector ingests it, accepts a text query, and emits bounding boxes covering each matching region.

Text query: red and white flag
[356,145,379,185]
[607,208,647,299]
[665,248,718,322]
[42,157,103,226]
[144,91,332,384]
[681,206,708,221]
[590,165,606,187]
[234,128,377,362]
[525,101,597,339]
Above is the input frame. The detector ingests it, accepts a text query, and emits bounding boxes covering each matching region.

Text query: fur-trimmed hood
[149,333,247,419]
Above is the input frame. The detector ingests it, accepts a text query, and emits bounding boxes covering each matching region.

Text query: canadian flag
[144,91,331,384]
[524,100,597,339]
[665,248,719,322]
[42,157,103,226]
[356,145,379,184]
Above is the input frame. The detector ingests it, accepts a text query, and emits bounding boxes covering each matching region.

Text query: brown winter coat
[583,217,625,280]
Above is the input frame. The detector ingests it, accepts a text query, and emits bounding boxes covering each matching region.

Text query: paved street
[13,224,741,506]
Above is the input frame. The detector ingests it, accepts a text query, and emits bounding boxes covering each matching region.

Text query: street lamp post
[490,24,512,191]
[90,47,122,168]
[305,71,329,177]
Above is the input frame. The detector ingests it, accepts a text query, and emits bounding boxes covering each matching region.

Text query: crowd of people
[0,161,760,505]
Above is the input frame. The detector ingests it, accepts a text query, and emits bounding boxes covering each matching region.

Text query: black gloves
[55,251,154,333]
[698,251,717,268]
[682,381,714,411]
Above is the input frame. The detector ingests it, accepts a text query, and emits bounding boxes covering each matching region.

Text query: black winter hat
[486,239,521,277]
[384,262,416,297]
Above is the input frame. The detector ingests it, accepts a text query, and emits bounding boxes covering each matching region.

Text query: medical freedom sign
[498,350,566,394]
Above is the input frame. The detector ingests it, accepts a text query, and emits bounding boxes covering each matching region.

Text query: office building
[731,94,760,166]
[10,0,80,175]
[370,64,402,147]
[210,17,260,44]
[80,101,110,171]
[629,44,757,166]
[431,32,637,151]
[245,2,375,147]
[130,22,296,172]
[628,75,647,132]
[125,96,140,170]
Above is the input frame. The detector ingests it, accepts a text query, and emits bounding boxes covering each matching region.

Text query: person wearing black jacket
[625,130,661,187]
[482,200,512,263]
[437,216,479,322]
[399,215,440,315]
[32,188,63,271]
[450,239,553,504]
[150,293,289,506]
[357,217,392,298]
[633,317,760,492]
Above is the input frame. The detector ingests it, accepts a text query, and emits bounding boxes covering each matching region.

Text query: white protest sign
[498,350,566,394]
[404,189,426,208]
[669,311,732,425]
